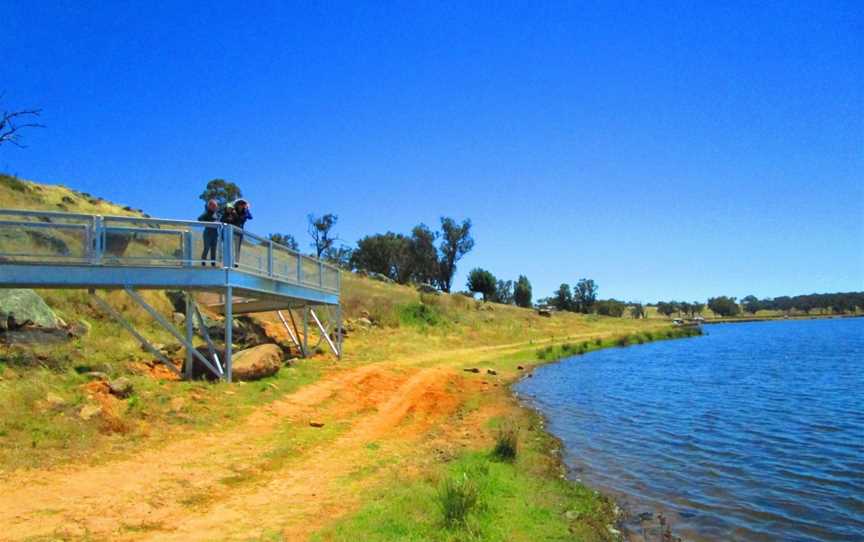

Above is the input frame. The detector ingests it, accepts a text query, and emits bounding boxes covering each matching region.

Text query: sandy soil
[0,343,522,541]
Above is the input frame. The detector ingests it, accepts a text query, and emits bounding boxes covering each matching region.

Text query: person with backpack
[197,198,222,266]
[222,198,252,266]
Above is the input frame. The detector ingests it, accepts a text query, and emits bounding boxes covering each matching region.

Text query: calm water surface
[515,318,864,541]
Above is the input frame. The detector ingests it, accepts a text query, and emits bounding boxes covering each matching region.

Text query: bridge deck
[0,209,342,380]
[0,209,340,306]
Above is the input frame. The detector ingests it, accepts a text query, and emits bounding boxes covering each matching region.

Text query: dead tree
[0,95,44,147]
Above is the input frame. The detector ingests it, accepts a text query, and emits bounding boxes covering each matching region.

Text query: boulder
[416,283,440,295]
[368,272,395,284]
[108,377,134,398]
[231,344,282,381]
[0,289,61,329]
[537,309,552,318]
[356,317,373,328]
[172,312,186,326]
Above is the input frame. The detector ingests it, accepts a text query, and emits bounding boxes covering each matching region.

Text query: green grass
[311,415,615,542]
[535,326,702,361]
[0,359,323,471]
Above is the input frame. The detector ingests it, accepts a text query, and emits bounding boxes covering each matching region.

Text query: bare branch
[0,103,44,148]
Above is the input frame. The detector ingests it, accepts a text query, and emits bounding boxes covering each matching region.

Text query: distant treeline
[651,292,864,318]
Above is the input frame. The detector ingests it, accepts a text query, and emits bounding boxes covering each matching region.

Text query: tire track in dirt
[0,363,480,541]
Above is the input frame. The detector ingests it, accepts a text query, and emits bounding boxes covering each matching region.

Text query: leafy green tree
[351,232,411,282]
[656,301,676,317]
[408,224,439,285]
[437,217,474,293]
[493,279,514,304]
[678,301,692,316]
[708,296,740,317]
[326,244,354,269]
[308,213,338,258]
[573,278,598,314]
[467,268,497,301]
[553,284,573,311]
[514,275,532,308]
[630,303,645,319]
[595,299,626,317]
[741,295,760,314]
[268,233,299,251]
[199,179,242,207]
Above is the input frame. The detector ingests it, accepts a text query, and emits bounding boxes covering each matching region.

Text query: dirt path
[0,341,523,541]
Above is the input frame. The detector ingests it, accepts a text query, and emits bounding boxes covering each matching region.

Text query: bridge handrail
[0,209,340,294]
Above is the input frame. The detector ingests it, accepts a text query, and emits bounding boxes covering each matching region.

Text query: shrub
[492,425,518,462]
[437,473,479,527]
[398,302,442,327]
[615,335,630,347]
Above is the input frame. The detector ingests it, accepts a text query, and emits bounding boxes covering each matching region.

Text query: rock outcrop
[231,344,283,381]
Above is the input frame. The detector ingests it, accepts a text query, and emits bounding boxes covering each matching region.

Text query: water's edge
[507,326,705,541]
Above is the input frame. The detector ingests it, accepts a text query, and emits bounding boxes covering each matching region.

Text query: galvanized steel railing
[0,209,340,293]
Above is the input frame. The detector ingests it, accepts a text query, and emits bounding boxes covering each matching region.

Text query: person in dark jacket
[198,199,222,266]
[221,198,252,266]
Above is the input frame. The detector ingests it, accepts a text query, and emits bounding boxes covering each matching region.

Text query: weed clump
[398,302,442,327]
[437,472,479,527]
[492,425,519,462]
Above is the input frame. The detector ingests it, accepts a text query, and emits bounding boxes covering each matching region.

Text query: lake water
[515,318,864,541]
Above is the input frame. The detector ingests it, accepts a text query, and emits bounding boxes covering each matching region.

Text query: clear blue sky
[2,2,862,302]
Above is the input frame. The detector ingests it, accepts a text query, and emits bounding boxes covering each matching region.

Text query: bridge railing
[0,209,340,293]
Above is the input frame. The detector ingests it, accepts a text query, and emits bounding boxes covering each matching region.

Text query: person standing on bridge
[222,198,253,267]
[197,198,222,266]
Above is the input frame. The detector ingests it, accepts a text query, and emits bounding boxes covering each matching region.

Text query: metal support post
[267,242,274,276]
[335,304,343,359]
[277,310,302,351]
[222,225,233,269]
[185,291,194,379]
[193,305,223,377]
[123,287,222,379]
[225,285,233,382]
[303,305,309,357]
[89,290,181,376]
[310,308,339,357]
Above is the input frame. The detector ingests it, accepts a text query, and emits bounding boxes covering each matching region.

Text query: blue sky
[1,1,861,302]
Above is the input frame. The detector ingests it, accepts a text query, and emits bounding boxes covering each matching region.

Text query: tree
[437,217,474,293]
[741,295,760,315]
[268,233,299,251]
[0,95,44,147]
[678,301,692,317]
[552,284,573,311]
[656,301,676,317]
[691,302,705,316]
[492,279,514,304]
[351,232,411,282]
[707,296,740,317]
[408,224,439,285]
[199,179,242,207]
[630,303,645,319]
[595,299,626,317]
[308,213,338,258]
[573,278,598,313]
[467,268,497,301]
[326,244,354,269]
[514,275,532,308]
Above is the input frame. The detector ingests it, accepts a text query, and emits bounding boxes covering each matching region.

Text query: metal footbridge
[0,209,342,381]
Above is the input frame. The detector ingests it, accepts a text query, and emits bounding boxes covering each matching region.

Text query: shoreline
[507,325,704,541]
